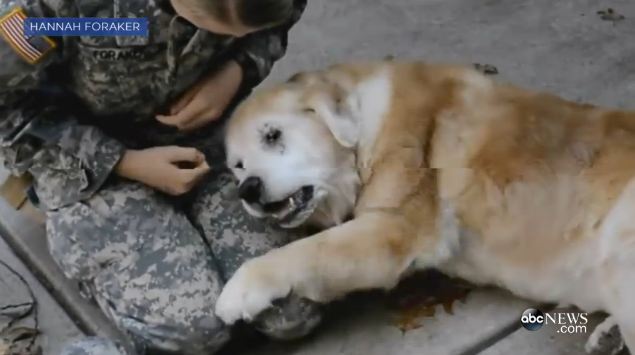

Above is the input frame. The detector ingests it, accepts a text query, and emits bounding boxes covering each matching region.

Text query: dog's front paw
[215,259,292,325]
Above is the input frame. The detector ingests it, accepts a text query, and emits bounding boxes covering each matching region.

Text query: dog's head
[225,70,362,229]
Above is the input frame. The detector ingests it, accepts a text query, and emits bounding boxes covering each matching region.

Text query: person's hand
[115,146,210,195]
[156,61,243,131]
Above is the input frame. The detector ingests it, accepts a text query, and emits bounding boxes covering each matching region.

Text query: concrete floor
[267,0,635,111]
[1,0,635,354]
[0,237,82,354]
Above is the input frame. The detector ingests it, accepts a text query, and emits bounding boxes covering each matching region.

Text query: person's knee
[120,313,230,355]
[176,313,231,354]
[104,271,229,354]
[191,171,305,278]
[177,319,231,355]
[253,295,322,340]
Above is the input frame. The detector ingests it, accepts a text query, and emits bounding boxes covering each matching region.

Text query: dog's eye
[265,129,282,144]
[303,107,316,114]
[234,161,244,169]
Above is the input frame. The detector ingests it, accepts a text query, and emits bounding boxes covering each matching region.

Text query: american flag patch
[0,7,56,64]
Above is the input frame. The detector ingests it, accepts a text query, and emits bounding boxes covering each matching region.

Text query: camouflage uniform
[0,0,321,353]
[59,338,124,355]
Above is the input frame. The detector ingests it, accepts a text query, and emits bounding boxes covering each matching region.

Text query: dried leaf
[473,63,499,75]
[597,8,625,22]
[0,327,40,355]
[0,175,31,209]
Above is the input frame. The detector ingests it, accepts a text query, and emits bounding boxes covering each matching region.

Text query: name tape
[24,18,148,36]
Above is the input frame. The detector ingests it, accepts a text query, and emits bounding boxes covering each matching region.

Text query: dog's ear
[307,86,360,149]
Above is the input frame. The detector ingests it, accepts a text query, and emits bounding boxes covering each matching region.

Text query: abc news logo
[521,308,588,332]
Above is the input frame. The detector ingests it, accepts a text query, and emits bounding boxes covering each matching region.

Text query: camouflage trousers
[48,169,322,355]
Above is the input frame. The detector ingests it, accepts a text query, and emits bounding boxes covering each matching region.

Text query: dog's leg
[215,212,425,325]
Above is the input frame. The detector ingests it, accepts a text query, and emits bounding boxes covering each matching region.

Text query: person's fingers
[178,110,222,131]
[156,97,208,129]
[170,86,200,115]
[181,161,211,186]
[163,146,205,163]
[161,161,209,196]
[191,161,211,177]
[170,95,192,116]
[155,113,181,127]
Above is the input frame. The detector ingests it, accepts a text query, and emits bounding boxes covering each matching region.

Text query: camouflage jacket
[0,0,306,210]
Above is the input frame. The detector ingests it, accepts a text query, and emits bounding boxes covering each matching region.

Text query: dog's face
[225,76,360,229]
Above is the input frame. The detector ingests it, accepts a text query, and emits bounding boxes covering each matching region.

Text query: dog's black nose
[239,176,263,204]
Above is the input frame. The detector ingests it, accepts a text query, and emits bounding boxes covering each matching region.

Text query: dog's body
[216,61,635,351]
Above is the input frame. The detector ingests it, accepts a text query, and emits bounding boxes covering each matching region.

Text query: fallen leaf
[0,327,40,355]
[473,63,499,75]
[597,8,625,22]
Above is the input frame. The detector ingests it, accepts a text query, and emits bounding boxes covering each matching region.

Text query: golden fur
[217,61,635,352]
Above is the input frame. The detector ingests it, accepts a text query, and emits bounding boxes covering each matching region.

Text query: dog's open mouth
[262,186,315,227]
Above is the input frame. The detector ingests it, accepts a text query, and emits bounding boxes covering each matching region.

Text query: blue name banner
[24,18,148,36]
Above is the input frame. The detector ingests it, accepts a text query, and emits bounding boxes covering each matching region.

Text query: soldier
[0,0,321,354]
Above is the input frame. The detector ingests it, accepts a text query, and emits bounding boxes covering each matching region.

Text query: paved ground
[267,0,635,111]
[0,236,82,354]
[1,0,634,354]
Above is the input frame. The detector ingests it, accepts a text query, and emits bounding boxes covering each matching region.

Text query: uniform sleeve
[0,1,126,210]
[232,0,306,91]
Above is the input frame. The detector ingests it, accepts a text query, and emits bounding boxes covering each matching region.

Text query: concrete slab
[242,287,532,355]
[0,233,82,354]
[481,310,627,355]
[266,0,635,109]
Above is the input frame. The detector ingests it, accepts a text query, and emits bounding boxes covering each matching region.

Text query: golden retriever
[215,61,635,353]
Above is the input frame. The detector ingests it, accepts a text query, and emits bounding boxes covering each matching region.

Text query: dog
[215,61,635,353]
